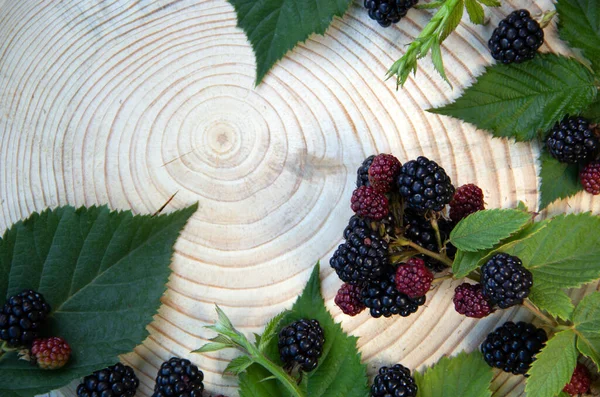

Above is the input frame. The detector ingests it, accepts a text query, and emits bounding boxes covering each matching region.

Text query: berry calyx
[563,363,591,396]
[394,258,433,298]
[453,283,494,319]
[31,337,71,370]
[368,153,402,193]
[335,283,366,316]
[351,186,390,221]
[278,319,325,372]
[449,184,485,223]
[580,160,600,195]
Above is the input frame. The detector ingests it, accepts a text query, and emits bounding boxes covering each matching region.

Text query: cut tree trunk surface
[0,0,597,396]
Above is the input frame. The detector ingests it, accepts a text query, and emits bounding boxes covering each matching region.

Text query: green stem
[394,239,454,267]
[522,299,558,328]
[252,350,304,397]
[430,216,443,252]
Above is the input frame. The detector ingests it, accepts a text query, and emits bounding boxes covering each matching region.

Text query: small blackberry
[351,186,390,221]
[403,210,453,272]
[362,273,426,318]
[449,184,485,224]
[335,283,366,316]
[364,0,419,28]
[357,155,376,187]
[394,257,433,298]
[481,321,547,375]
[278,319,324,372]
[0,289,51,347]
[581,161,600,195]
[546,116,598,164]
[481,253,533,309]
[371,364,417,397]
[488,9,544,64]
[397,156,455,213]
[152,357,204,397]
[563,363,591,396]
[368,153,402,193]
[77,363,139,397]
[453,283,494,319]
[330,223,391,284]
[31,336,71,370]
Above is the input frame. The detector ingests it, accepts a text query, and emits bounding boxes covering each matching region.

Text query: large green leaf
[538,151,583,210]
[556,0,600,73]
[574,293,600,368]
[0,204,197,396]
[228,0,352,85]
[528,286,574,321]
[429,54,598,141]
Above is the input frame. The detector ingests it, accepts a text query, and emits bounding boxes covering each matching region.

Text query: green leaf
[259,311,286,352]
[539,151,583,210]
[525,330,578,397]
[583,98,600,123]
[228,0,353,85]
[577,333,600,368]
[556,0,600,73]
[193,342,234,354]
[573,292,600,334]
[441,0,464,41]
[429,54,598,141]
[465,0,485,24]
[452,250,489,279]
[528,286,574,321]
[0,204,197,397]
[450,209,532,252]
[415,1,445,9]
[477,0,500,6]
[431,38,449,84]
[239,364,287,397]
[225,356,254,376]
[516,201,528,212]
[414,351,493,397]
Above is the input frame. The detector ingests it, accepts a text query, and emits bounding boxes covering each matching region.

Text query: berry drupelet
[335,283,366,316]
[152,357,204,397]
[0,289,51,347]
[397,156,455,213]
[77,363,139,397]
[581,161,600,195]
[364,0,419,28]
[357,155,376,187]
[546,116,598,164]
[31,336,71,370]
[481,253,533,309]
[449,184,485,224]
[453,283,494,319]
[563,363,591,396]
[362,273,426,318]
[371,364,417,397]
[368,153,402,193]
[488,9,544,64]
[278,319,324,372]
[394,257,433,298]
[351,186,390,221]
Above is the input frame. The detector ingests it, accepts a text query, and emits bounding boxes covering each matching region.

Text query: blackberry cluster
[397,156,455,213]
[546,116,598,164]
[481,253,533,309]
[361,273,426,318]
[0,289,51,347]
[364,0,419,28]
[488,9,544,64]
[453,283,494,319]
[357,155,376,187]
[371,364,417,397]
[581,161,600,195]
[481,321,547,375]
[77,363,139,397]
[403,210,454,272]
[335,283,365,316]
[152,357,204,397]
[278,319,324,372]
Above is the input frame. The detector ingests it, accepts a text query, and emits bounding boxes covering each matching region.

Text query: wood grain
[0,0,597,396]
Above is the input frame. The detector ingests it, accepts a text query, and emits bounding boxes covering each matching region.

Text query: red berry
[449,184,485,223]
[368,154,402,193]
[394,258,433,298]
[351,186,389,221]
[334,283,365,316]
[453,283,494,319]
[580,161,600,195]
[563,363,591,396]
[31,337,71,370]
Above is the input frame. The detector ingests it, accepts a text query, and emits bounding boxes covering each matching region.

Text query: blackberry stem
[522,299,558,328]
[393,238,454,267]
[429,216,444,252]
[432,274,452,285]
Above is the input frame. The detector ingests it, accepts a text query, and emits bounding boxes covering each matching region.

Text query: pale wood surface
[1,0,598,396]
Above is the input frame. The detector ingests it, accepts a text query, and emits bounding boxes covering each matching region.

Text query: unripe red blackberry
[368,153,402,193]
[563,363,591,396]
[335,283,366,316]
[31,337,71,370]
[394,257,433,298]
[351,186,389,221]
[580,160,600,195]
[449,184,485,223]
[453,283,494,318]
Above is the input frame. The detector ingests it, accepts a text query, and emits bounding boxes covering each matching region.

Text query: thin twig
[393,239,454,267]
[522,299,558,328]
[153,191,179,217]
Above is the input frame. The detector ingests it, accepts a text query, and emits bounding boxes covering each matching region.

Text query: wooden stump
[0,1,597,396]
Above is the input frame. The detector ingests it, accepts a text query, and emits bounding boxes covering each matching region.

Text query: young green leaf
[528,286,574,321]
[228,0,352,85]
[441,0,465,41]
[539,151,583,210]
[258,311,286,352]
[465,0,485,24]
[525,330,578,397]
[429,54,598,141]
[0,204,197,396]
[574,293,600,368]
[225,356,254,376]
[414,351,493,397]
[476,0,500,6]
[450,209,531,252]
[556,0,600,73]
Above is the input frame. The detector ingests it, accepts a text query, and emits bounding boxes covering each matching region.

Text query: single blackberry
[449,184,485,224]
[362,273,426,318]
[371,364,417,397]
[31,336,71,370]
[488,9,544,64]
[77,363,139,397]
[394,257,433,298]
[481,253,533,309]
[481,321,547,375]
[0,289,51,347]
[368,153,402,193]
[453,283,494,319]
[278,319,324,372]
[335,283,366,316]
[152,357,204,397]
[403,210,453,272]
[397,156,455,213]
[581,160,600,195]
[364,0,419,28]
[351,186,390,221]
[546,116,598,164]
[357,155,376,187]
[344,215,396,241]
[330,223,391,284]
[563,363,591,396]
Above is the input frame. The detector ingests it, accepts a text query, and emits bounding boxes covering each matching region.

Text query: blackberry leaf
[539,151,583,210]
[556,0,600,73]
[465,0,485,24]
[583,98,600,123]
[574,293,600,368]
[528,287,574,322]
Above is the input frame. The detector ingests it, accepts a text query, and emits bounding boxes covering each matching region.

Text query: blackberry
[488,9,544,64]
[362,273,426,318]
[371,364,417,397]
[344,214,396,241]
[357,155,376,187]
[368,153,402,193]
[351,186,389,221]
[581,160,600,195]
[77,363,139,397]
[335,283,366,316]
[449,184,485,224]
[403,210,454,272]
[397,156,455,213]
[453,283,494,319]
[481,321,547,375]
[152,357,204,397]
[546,116,598,164]
[563,363,591,396]
[0,289,51,347]
[481,253,533,309]
[31,336,71,370]
[364,0,419,28]
[394,257,433,298]
[278,319,324,372]
[330,223,391,284]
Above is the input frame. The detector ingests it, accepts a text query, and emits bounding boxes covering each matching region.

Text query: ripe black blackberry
[331,222,391,284]
[481,321,547,375]
[403,210,454,272]
[371,364,417,397]
[481,253,533,309]
[488,9,544,64]
[0,289,51,347]
[152,357,204,397]
[77,363,139,397]
[357,155,376,187]
[397,156,455,213]
[278,319,324,372]
[364,0,419,28]
[546,116,598,164]
[362,273,426,318]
